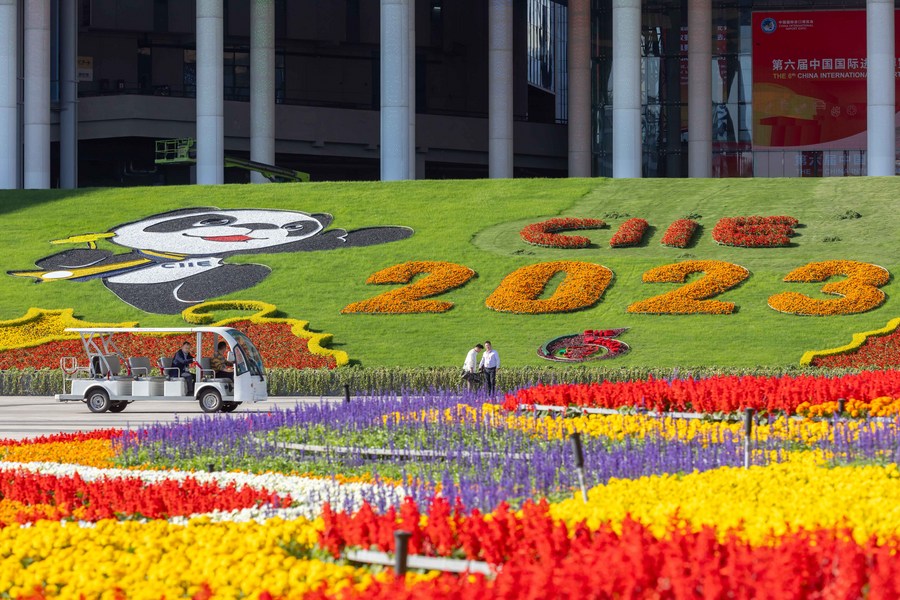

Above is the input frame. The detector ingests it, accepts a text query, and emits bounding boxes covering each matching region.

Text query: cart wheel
[199,389,223,413]
[221,402,239,413]
[109,401,128,413]
[86,389,111,413]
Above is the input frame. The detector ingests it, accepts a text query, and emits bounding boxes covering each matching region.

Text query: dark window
[154,0,168,33]
[81,0,91,27]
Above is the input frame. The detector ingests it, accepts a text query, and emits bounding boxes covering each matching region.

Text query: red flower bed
[519,218,606,249]
[0,469,291,525]
[0,319,337,370]
[314,499,900,600]
[609,218,649,248]
[660,219,699,248]
[500,370,900,415]
[0,428,125,448]
[712,216,798,248]
[813,328,900,369]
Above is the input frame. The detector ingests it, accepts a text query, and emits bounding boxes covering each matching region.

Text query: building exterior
[0,0,895,189]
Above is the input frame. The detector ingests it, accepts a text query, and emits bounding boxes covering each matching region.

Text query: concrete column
[380,0,410,181]
[196,0,224,185]
[24,0,50,189]
[407,0,416,179]
[568,0,591,177]
[488,0,513,178]
[687,0,711,178]
[250,0,275,183]
[867,0,896,176]
[0,0,18,189]
[612,0,641,178]
[59,0,78,188]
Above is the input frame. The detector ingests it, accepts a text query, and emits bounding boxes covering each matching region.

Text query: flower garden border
[800,317,900,365]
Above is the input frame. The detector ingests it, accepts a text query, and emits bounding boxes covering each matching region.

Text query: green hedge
[0,366,874,397]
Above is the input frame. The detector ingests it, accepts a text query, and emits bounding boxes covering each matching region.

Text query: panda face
[110,208,327,255]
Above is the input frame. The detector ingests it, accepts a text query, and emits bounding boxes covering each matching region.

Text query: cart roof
[65,327,238,334]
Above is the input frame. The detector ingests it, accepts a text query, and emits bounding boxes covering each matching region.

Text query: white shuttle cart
[56,327,268,413]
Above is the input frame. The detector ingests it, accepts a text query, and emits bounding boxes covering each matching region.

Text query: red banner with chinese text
[752,10,900,149]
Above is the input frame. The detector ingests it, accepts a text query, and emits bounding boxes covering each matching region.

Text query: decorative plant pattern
[485,261,612,314]
[768,260,889,316]
[519,218,607,248]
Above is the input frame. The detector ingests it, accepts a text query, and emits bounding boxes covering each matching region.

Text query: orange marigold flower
[486,261,612,314]
[768,261,889,316]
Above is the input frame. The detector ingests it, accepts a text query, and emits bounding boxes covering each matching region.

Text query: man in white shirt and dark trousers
[462,343,484,391]
[478,340,500,395]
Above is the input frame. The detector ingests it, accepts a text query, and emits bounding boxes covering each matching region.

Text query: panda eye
[282,221,310,231]
[195,217,234,227]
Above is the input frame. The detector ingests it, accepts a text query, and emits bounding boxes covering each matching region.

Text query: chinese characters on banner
[752,10,900,151]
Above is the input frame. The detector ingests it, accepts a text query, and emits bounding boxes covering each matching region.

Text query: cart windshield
[227,329,265,378]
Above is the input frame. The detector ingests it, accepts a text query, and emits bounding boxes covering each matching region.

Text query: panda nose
[232,223,279,230]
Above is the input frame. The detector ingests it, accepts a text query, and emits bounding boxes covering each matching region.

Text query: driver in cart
[171,341,196,394]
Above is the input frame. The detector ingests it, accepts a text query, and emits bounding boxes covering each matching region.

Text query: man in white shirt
[478,340,500,395]
[462,343,484,391]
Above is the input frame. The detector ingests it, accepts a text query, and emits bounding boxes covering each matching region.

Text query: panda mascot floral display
[8,207,413,314]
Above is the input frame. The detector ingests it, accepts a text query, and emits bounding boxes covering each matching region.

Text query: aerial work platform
[155,138,310,183]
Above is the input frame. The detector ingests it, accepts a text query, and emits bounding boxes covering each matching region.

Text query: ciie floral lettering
[344,260,890,316]
[518,214,797,249]
[520,218,606,249]
[537,328,630,362]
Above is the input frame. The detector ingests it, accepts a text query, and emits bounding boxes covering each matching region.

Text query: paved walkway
[0,396,340,441]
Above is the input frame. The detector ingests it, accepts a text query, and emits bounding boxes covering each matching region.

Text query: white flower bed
[0,461,407,521]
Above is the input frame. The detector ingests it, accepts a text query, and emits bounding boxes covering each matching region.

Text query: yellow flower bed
[493,410,889,447]
[550,462,900,545]
[768,260,890,316]
[0,517,376,600]
[0,438,117,468]
[0,308,135,352]
[386,403,890,450]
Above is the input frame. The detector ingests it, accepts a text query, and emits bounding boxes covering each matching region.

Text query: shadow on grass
[0,188,98,217]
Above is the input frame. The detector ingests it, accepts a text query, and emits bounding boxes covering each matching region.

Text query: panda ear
[311,213,334,228]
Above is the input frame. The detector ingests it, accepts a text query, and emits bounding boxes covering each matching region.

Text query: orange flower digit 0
[486,261,612,314]
[768,260,889,316]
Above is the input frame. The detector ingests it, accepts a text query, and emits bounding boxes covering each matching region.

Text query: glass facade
[528,0,569,123]
[591,0,873,177]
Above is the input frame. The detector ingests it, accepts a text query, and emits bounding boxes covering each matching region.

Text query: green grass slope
[1,177,898,368]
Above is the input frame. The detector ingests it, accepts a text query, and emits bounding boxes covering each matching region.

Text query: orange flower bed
[609,218,649,248]
[796,397,900,418]
[341,261,476,314]
[712,215,798,247]
[485,261,612,314]
[660,219,699,248]
[768,260,889,316]
[627,260,750,315]
[0,438,117,468]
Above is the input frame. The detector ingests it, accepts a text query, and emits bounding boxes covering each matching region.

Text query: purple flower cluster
[117,389,900,513]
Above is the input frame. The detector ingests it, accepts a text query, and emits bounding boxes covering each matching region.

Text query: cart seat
[98,354,133,380]
[128,357,164,380]
[158,357,181,380]
[198,357,231,381]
